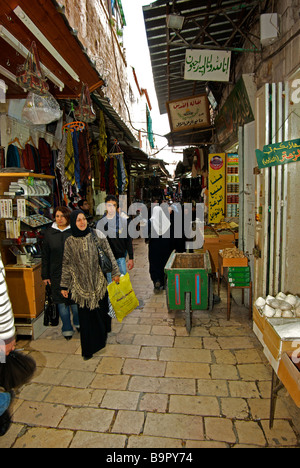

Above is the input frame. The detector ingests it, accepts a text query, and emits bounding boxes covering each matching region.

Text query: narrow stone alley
[0,239,299,448]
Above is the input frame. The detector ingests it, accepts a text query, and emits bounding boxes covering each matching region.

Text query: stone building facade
[58,0,136,141]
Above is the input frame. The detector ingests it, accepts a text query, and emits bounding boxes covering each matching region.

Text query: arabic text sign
[185,49,231,82]
[255,139,300,169]
[166,94,210,133]
[208,153,226,223]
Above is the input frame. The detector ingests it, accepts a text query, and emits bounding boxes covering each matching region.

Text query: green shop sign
[255,139,300,169]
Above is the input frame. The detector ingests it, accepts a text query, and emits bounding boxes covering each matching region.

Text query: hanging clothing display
[38,138,52,175]
[23,143,40,172]
[72,130,81,190]
[118,154,128,194]
[64,130,75,186]
[78,129,91,187]
[56,132,69,194]
[6,145,21,168]
[100,155,106,192]
[98,111,107,159]
[91,143,100,191]
[0,147,5,169]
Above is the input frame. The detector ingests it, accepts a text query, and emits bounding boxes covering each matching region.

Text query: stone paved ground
[1,239,299,448]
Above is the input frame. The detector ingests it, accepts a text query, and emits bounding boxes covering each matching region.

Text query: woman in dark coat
[41,206,79,339]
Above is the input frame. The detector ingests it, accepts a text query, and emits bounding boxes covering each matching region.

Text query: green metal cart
[164,251,213,334]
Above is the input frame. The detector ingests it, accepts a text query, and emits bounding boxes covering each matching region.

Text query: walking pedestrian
[42,206,79,340]
[98,195,134,282]
[60,210,120,360]
[0,252,15,437]
[148,204,172,293]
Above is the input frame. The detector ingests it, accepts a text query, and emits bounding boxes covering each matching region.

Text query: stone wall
[59,0,130,127]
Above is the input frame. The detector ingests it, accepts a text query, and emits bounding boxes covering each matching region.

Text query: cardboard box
[218,252,248,275]
[220,256,248,268]
[263,318,300,361]
[278,353,300,407]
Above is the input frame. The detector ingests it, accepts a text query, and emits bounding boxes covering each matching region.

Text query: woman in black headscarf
[60,210,120,360]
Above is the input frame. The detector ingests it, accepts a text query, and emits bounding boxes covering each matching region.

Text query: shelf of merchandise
[226,154,239,219]
[0,173,54,338]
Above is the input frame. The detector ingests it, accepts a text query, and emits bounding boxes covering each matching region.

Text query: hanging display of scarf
[98,110,107,159]
[91,143,100,190]
[104,157,110,193]
[114,156,119,195]
[72,130,81,190]
[56,132,69,194]
[78,129,91,187]
[118,154,128,193]
[100,155,106,192]
[64,130,75,186]
[109,157,115,194]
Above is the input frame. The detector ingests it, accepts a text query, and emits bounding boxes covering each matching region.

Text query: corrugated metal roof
[143,0,264,115]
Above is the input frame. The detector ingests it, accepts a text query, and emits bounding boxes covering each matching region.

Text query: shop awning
[0,0,104,100]
[143,0,263,116]
[92,92,138,145]
[0,0,141,149]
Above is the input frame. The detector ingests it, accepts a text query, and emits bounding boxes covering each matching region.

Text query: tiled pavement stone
[1,239,299,448]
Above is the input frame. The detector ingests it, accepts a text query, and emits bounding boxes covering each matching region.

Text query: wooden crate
[263,318,300,361]
[218,252,248,275]
[278,353,300,407]
[172,253,205,269]
[253,305,266,334]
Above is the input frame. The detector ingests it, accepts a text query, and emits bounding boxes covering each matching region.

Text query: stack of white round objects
[255,292,300,318]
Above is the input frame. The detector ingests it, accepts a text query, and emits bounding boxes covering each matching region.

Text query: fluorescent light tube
[14,6,80,82]
[0,65,18,85]
[0,25,65,91]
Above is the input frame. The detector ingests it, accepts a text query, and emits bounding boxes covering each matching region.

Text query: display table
[217,252,251,320]
[252,310,300,427]
[5,262,46,338]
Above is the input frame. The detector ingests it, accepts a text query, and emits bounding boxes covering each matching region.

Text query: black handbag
[43,284,59,327]
[91,230,113,274]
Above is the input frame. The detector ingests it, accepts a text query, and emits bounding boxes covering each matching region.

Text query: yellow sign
[208,153,226,223]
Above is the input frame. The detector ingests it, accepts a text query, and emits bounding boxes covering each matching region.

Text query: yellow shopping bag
[107,273,139,323]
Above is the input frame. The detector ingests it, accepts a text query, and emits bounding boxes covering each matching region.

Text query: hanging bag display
[74,83,96,123]
[22,91,62,125]
[16,41,49,96]
[107,273,139,323]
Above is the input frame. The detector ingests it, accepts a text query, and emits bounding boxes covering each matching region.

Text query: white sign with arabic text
[185,49,231,82]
